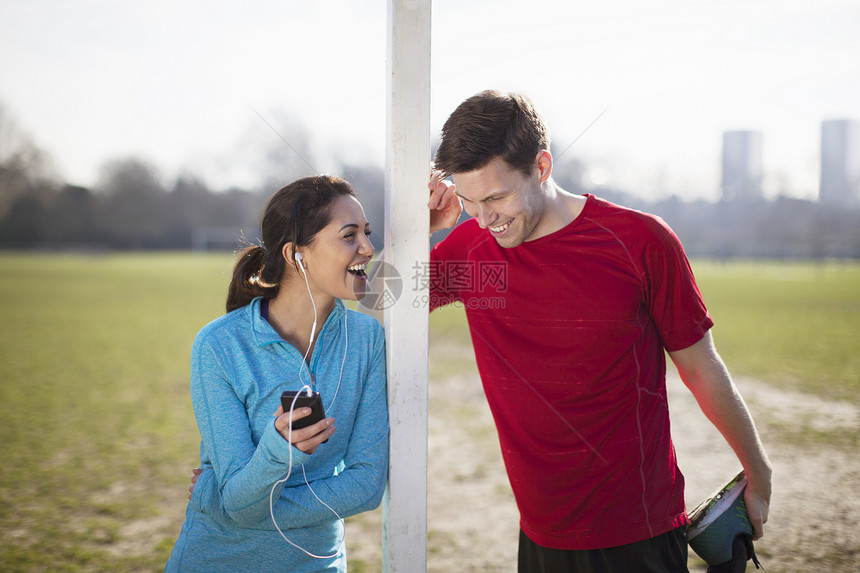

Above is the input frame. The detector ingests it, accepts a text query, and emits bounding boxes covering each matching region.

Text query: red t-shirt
[429,194,713,550]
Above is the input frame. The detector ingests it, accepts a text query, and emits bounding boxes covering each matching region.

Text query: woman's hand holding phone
[273,404,335,454]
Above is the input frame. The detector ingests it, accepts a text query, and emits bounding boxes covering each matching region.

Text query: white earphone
[295,251,305,269]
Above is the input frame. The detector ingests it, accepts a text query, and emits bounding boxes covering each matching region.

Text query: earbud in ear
[295,252,303,263]
[295,251,306,272]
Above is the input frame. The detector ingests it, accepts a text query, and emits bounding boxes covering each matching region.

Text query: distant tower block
[820,119,860,205]
[721,130,763,201]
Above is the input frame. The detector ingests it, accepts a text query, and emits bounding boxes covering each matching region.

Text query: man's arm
[668,330,772,540]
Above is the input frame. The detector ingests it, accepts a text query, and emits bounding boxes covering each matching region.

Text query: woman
[166,175,388,572]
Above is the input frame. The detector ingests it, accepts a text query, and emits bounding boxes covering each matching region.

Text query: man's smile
[489,219,513,234]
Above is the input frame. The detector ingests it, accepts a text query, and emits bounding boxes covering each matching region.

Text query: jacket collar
[249,296,346,347]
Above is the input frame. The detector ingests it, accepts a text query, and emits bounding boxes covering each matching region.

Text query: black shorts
[518,527,689,573]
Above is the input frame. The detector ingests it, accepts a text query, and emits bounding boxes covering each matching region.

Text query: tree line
[0,157,384,252]
[1,104,858,258]
[0,104,385,252]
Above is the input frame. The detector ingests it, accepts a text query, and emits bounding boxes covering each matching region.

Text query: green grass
[691,259,860,402]
[1,253,858,570]
[0,252,232,572]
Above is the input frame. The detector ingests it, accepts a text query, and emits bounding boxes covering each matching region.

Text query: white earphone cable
[269,386,343,560]
[297,255,317,394]
[267,253,349,559]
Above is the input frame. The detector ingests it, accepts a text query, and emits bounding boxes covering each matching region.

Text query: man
[426,90,771,572]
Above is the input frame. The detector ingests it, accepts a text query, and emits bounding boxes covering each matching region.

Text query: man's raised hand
[428,170,462,234]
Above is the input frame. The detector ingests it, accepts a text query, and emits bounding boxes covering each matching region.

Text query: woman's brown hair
[226,175,357,312]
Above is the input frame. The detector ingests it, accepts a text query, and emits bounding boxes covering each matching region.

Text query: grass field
[0,252,857,571]
[0,253,230,572]
[690,259,860,401]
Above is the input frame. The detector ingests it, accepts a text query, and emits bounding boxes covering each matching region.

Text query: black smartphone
[280,390,326,433]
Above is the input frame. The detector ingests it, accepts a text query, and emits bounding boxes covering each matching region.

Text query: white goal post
[382,1,431,572]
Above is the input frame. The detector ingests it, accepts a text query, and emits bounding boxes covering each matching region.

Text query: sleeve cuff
[260,417,312,468]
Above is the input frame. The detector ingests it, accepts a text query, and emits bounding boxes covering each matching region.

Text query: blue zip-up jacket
[166,297,388,572]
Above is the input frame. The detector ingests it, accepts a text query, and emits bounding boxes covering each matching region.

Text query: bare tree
[0,103,57,218]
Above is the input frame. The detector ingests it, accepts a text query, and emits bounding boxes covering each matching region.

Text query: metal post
[382,1,431,572]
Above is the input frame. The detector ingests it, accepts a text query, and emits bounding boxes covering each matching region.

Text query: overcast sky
[1,0,858,200]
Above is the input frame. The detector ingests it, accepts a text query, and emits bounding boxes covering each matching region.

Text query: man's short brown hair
[433,90,551,177]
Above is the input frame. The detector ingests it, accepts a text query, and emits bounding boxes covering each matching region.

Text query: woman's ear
[281,242,299,267]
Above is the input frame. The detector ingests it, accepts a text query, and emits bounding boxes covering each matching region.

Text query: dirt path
[674,374,860,571]
[345,348,860,572]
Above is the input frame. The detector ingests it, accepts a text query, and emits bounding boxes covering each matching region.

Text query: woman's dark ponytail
[224,175,357,313]
[226,245,278,312]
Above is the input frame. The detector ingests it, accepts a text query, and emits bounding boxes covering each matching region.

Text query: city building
[820,119,860,205]
[721,130,763,201]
